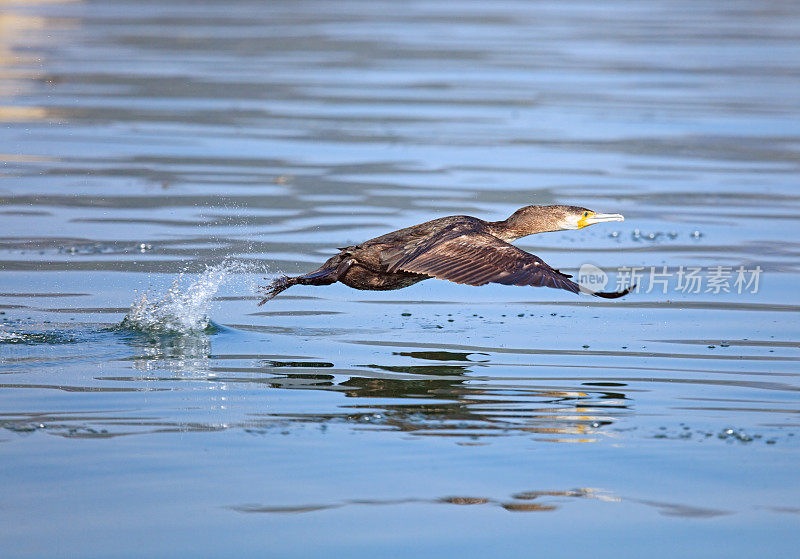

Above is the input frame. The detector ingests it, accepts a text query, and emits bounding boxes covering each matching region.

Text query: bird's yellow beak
[577,211,625,229]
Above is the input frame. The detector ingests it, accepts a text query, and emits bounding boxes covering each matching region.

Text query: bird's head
[499,204,625,240]
[556,205,625,230]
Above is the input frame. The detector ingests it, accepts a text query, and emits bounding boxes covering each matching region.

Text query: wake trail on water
[120,260,260,335]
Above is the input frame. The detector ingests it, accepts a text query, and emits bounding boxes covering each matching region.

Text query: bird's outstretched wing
[385,230,630,298]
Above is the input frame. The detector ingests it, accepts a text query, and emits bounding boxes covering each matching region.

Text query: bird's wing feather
[386,231,581,295]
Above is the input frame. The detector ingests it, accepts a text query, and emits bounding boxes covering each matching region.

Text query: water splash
[0,327,76,345]
[0,330,25,343]
[120,261,250,335]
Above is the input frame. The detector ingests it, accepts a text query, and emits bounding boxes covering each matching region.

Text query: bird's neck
[487,214,559,242]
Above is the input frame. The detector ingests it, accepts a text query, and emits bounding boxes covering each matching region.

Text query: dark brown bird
[258,204,632,304]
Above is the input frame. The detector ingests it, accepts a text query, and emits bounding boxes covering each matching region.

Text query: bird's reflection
[256,352,632,441]
[28,333,632,442]
[393,350,489,362]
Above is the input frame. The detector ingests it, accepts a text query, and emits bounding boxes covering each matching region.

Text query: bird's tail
[257,275,297,305]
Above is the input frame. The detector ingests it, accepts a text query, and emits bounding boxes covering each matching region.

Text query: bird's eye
[583,212,589,217]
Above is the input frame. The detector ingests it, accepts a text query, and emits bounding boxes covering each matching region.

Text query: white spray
[121,261,259,334]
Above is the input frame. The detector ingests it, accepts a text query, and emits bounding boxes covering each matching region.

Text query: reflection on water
[122,330,212,376]
[230,487,733,518]
[259,371,628,442]
[231,487,618,515]
[4,334,796,447]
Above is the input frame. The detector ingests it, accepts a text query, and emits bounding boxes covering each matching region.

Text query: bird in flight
[259,204,632,304]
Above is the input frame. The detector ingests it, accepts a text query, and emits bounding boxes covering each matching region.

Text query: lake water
[1,1,799,557]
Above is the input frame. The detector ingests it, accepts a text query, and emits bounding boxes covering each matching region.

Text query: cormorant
[258,204,632,304]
